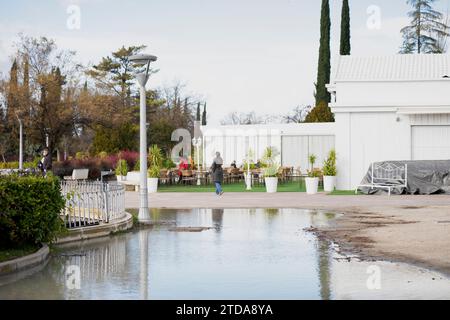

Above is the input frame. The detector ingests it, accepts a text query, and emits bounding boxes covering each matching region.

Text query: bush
[52,158,115,180]
[115,159,128,176]
[0,174,66,248]
[118,150,139,171]
[323,149,337,176]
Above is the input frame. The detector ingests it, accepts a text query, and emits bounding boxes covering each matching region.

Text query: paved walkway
[125,191,450,211]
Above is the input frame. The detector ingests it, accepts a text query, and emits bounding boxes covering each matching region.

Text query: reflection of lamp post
[129,54,158,223]
[192,137,202,186]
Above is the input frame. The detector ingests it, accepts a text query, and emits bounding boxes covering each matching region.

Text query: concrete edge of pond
[55,212,134,245]
[0,244,50,276]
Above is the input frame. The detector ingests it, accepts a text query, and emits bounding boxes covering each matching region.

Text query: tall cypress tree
[202,103,207,126]
[340,0,351,55]
[307,0,334,123]
[315,0,331,106]
[196,102,201,121]
[7,59,19,121]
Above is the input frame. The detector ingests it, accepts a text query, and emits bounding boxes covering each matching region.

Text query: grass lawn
[0,244,41,263]
[157,181,321,193]
[328,190,363,196]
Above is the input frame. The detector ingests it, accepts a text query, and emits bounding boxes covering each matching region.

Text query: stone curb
[0,244,49,276]
[55,212,134,245]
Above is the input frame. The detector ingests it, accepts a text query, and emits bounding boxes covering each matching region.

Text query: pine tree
[196,102,201,121]
[315,0,331,106]
[202,103,207,126]
[340,0,351,55]
[400,0,450,54]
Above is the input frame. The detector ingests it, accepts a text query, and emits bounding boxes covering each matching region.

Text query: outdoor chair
[159,169,171,185]
[181,170,195,185]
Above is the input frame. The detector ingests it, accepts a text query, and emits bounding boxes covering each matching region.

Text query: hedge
[0,174,66,248]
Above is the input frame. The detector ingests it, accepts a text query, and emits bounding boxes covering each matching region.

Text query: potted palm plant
[261,146,280,193]
[115,159,128,181]
[323,149,337,192]
[147,145,163,193]
[305,154,320,195]
[263,164,280,193]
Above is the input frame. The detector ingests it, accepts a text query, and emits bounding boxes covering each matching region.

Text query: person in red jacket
[177,157,189,183]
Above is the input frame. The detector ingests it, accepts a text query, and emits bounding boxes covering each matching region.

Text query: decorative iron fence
[60,181,125,229]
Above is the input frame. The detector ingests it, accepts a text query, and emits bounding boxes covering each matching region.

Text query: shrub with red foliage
[52,150,138,180]
[118,150,139,170]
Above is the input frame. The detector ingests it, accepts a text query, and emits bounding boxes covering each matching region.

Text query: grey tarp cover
[358,160,450,195]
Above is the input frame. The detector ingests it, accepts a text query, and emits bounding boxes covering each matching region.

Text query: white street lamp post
[130,54,158,223]
[192,137,202,186]
[16,116,23,170]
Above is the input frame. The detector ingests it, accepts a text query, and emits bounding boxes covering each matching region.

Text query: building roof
[331,54,450,82]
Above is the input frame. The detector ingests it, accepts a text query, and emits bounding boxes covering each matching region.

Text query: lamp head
[129,54,157,65]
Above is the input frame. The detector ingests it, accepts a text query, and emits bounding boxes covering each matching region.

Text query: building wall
[201,123,336,169]
[335,81,450,107]
[335,111,412,190]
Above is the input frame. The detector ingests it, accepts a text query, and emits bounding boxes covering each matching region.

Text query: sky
[1,0,449,125]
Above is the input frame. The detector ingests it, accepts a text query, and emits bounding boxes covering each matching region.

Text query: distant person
[37,147,52,176]
[177,157,189,184]
[211,152,224,196]
[231,160,237,169]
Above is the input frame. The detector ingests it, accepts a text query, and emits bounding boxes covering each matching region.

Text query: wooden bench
[64,169,89,181]
[356,162,408,196]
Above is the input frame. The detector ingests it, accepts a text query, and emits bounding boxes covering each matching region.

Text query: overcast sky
[1,0,449,125]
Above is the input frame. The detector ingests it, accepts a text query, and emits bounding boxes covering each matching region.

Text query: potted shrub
[147,145,163,193]
[322,149,337,192]
[263,164,280,193]
[115,159,128,181]
[305,154,320,195]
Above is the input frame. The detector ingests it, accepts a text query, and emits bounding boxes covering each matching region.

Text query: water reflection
[0,208,449,300]
[212,209,224,231]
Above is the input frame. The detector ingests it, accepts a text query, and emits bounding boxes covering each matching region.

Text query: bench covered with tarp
[357,160,450,195]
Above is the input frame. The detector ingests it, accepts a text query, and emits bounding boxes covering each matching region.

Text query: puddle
[0,208,449,300]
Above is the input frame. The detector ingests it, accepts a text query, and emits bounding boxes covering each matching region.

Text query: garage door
[412,126,450,160]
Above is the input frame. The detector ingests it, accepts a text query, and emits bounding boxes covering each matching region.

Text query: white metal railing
[356,162,408,196]
[61,181,125,229]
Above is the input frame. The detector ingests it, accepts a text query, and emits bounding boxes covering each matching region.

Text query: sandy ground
[125,191,450,276]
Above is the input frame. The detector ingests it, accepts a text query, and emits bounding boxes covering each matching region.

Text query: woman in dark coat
[211,152,224,196]
[37,147,52,176]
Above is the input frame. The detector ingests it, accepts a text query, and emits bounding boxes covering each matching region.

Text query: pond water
[0,208,449,300]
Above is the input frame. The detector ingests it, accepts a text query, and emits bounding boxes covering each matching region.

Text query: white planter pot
[117,175,127,182]
[305,177,319,195]
[265,177,278,193]
[323,176,336,192]
[127,171,140,182]
[147,178,159,193]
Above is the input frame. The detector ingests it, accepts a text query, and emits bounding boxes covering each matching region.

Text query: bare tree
[283,105,312,123]
[221,111,279,125]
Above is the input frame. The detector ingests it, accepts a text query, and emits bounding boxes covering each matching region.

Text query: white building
[201,123,335,172]
[201,54,450,190]
[328,54,450,190]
